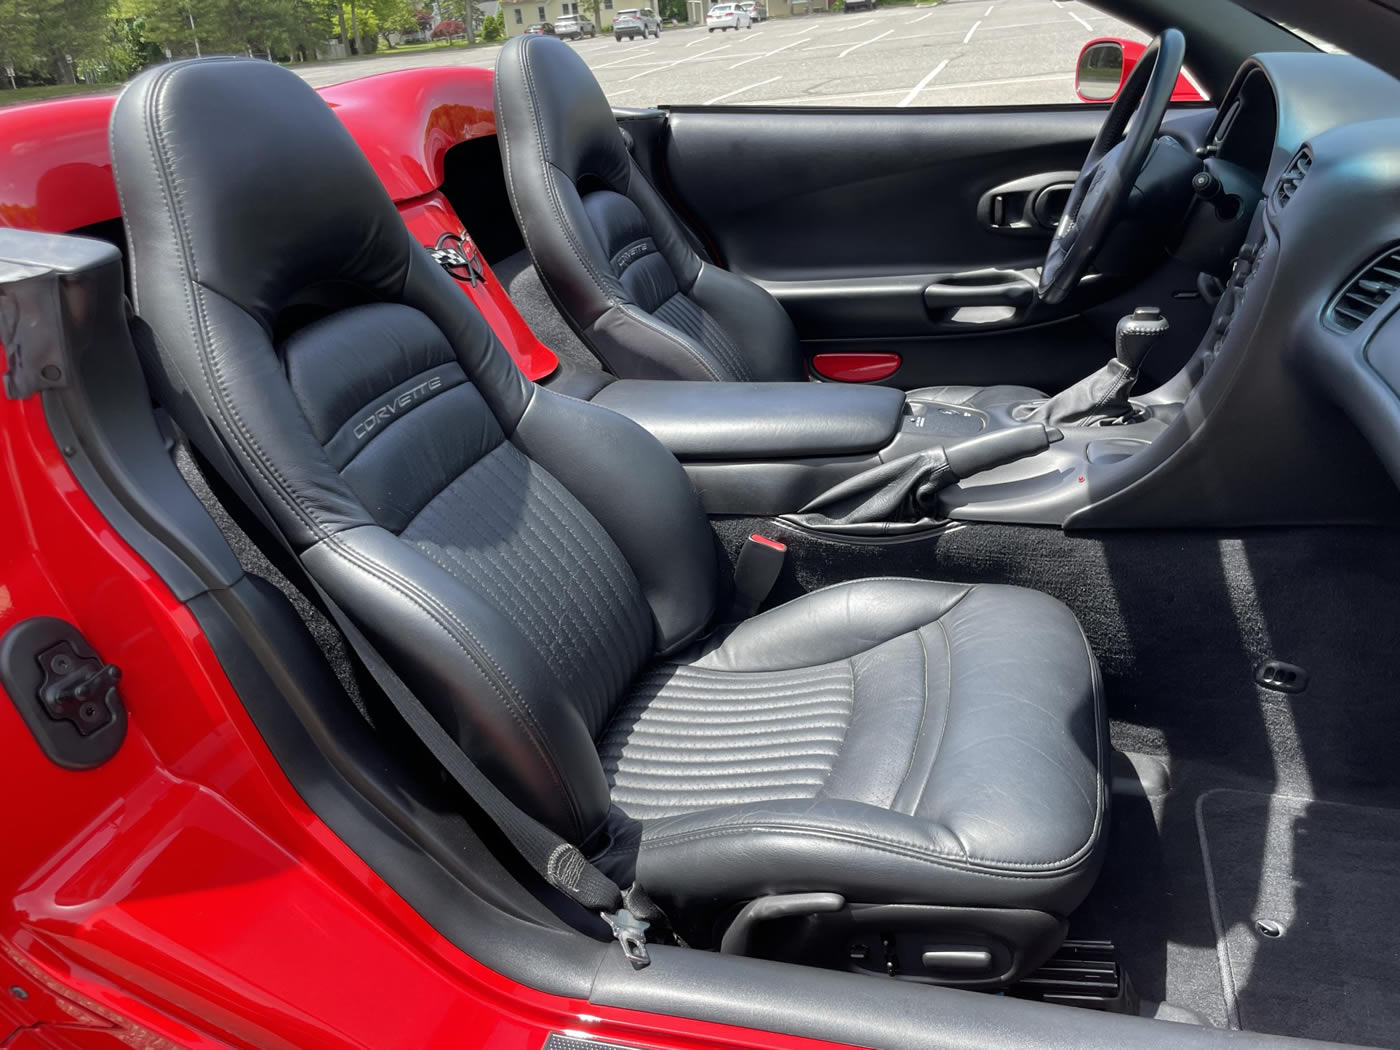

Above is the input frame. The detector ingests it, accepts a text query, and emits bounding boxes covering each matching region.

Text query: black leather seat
[111,58,1105,983]
[494,35,1045,406]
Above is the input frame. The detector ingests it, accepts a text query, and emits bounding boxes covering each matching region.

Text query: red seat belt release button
[733,534,787,618]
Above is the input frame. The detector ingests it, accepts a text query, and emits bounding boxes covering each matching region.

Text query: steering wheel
[1038,28,1187,304]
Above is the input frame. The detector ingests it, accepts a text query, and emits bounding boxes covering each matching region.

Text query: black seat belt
[295,567,665,969]
[165,394,664,968]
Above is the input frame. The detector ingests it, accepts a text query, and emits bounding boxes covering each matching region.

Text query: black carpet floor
[1199,790,1400,1047]
[714,518,1400,1044]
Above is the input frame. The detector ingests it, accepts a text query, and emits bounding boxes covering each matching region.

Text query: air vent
[1328,248,1400,332]
[1273,146,1312,209]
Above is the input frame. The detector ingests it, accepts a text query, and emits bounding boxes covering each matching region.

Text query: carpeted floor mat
[1198,789,1400,1047]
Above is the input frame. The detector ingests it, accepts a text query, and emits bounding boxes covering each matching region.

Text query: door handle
[977,171,1081,233]
[924,269,1037,310]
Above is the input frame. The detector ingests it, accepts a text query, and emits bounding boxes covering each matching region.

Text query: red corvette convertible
[3,1,1400,1048]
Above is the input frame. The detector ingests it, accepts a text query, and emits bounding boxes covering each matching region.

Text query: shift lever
[1115,306,1170,372]
[1014,306,1170,427]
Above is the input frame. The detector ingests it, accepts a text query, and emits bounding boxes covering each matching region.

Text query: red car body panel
[0,67,559,384]
[0,329,850,1048]
[1075,38,1207,103]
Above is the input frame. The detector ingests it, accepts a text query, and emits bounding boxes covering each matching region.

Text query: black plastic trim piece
[0,617,128,770]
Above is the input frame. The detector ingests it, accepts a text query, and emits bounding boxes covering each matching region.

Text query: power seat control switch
[0,617,127,769]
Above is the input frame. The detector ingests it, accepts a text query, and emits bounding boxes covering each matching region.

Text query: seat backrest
[495,35,803,383]
[111,57,719,844]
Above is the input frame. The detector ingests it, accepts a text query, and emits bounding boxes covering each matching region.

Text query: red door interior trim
[809,353,902,383]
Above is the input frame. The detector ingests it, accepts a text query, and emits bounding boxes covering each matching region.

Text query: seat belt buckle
[733,533,787,619]
[601,907,651,969]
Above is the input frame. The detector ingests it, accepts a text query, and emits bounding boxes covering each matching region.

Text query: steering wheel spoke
[1036,28,1186,305]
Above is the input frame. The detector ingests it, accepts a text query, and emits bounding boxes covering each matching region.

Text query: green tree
[0,0,39,81]
[14,0,111,82]
[104,10,164,77]
[369,0,416,46]
[479,9,501,39]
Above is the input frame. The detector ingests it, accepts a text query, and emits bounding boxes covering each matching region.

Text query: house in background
[501,0,614,34]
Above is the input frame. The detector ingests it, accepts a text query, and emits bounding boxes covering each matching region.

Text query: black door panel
[661,106,1109,282]
[653,106,1213,392]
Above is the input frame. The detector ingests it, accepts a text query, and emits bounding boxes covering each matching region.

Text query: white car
[706,3,752,31]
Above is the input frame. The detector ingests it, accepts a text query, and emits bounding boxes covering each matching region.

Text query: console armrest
[590,381,905,460]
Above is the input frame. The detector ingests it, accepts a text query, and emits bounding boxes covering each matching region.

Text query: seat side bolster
[690,578,974,673]
[633,795,1105,917]
[303,525,615,843]
[513,387,719,654]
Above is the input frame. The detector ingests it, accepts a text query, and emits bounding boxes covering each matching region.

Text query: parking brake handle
[795,423,1062,527]
[942,422,1063,485]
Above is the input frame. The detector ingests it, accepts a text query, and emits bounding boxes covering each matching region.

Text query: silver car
[613,7,661,40]
[554,15,597,38]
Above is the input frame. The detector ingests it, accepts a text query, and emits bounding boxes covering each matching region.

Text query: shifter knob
[1116,306,1170,373]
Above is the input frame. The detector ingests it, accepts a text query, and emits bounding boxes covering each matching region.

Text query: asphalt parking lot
[295,0,1144,107]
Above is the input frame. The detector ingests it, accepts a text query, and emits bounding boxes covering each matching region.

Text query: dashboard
[1182,51,1400,513]
[1071,49,1400,527]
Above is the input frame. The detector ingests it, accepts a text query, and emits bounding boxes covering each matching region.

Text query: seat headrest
[495,35,630,191]
[111,57,411,334]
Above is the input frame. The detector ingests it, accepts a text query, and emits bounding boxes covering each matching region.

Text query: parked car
[612,6,660,39]
[844,0,877,10]
[524,21,555,33]
[739,0,767,21]
[554,14,597,38]
[707,2,752,30]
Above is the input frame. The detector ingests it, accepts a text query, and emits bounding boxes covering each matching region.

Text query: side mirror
[1075,37,1208,104]
[1076,40,1126,101]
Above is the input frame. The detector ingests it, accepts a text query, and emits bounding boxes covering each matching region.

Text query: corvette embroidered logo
[353,375,444,440]
[614,240,655,270]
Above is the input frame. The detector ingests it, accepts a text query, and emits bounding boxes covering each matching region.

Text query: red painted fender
[0,65,559,382]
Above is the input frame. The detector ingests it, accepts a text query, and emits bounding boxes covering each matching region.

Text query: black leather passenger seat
[494,35,1046,407]
[110,57,1106,986]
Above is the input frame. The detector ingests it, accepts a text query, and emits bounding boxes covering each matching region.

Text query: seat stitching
[617,305,727,381]
[652,290,750,382]
[325,534,589,835]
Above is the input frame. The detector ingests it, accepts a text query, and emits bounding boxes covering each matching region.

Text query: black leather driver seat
[112,58,1105,984]
[494,35,1045,408]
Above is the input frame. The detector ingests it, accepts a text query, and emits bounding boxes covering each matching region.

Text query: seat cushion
[600,578,1106,924]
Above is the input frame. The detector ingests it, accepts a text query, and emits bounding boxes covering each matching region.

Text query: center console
[587,305,1186,528]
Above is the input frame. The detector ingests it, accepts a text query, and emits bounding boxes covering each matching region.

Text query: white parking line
[705,75,781,104]
[839,28,892,58]
[624,43,730,79]
[828,17,875,32]
[897,58,947,107]
[984,4,994,14]
[589,44,660,69]
[1054,0,1095,31]
[908,9,939,22]
[962,19,982,43]
[728,36,802,69]
[926,71,1070,91]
